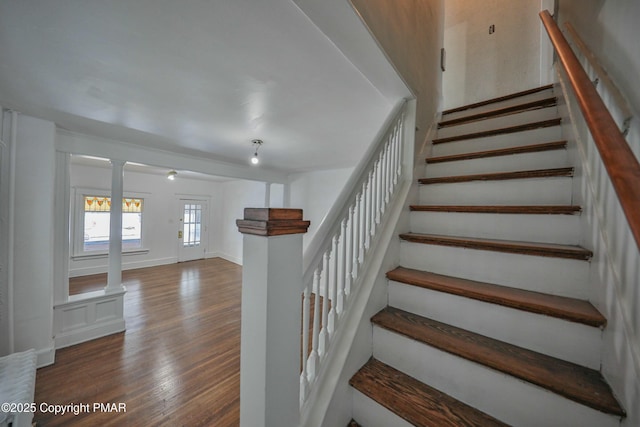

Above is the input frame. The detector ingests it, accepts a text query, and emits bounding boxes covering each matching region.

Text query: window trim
[72,187,149,259]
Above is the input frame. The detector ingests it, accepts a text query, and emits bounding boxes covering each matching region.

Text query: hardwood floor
[35,258,242,426]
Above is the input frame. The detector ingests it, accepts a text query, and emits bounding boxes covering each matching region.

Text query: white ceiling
[0,0,404,174]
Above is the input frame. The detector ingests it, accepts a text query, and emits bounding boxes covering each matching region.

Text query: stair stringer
[557,69,640,427]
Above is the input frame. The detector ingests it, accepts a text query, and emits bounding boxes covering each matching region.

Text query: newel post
[237,208,310,427]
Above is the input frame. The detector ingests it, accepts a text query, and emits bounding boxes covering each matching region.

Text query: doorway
[178,199,208,262]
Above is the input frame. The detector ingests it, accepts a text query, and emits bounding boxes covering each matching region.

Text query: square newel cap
[237,208,310,236]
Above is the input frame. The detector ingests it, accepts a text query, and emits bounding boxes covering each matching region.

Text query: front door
[178,200,207,262]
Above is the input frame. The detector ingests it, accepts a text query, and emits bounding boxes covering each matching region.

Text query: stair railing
[540,10,640,251]
[299,99,409,408]
[563,22,633,136]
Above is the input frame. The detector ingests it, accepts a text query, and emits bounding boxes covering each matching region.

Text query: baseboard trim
[217,253,242,266]
[69,256,178,277]
[55,318,126,350]
[36,346,56,368]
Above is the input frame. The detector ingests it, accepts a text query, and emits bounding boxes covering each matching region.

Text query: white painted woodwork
[53,152,71,305]
[409,211,581,245]
[106,159,125,293]
[300,105,407,408]
[372,326,620,427]
[0,349,37,427]
[419,176,573,206]
[388,281,602,368]
[431,125,562,157]
[240,234,303,427]
[352,389,414,427]
[11,114,56,368]
[177,199,208,262]
[557,54,640,425]
[436,106,559,139]
[53,290,126,349]
[425,148,570,178]
[442,87,556,121]
[399,241,590,299]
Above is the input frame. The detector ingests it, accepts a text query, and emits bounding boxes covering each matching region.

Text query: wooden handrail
[540,10,640,251]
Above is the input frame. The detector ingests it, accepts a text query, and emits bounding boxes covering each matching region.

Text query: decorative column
[53,151,71,303]
[106,159,126,293]
[236,208,309,427]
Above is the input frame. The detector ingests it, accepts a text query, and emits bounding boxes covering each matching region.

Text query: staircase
[348,85,626,426]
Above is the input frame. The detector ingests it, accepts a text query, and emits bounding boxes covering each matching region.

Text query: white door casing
[177,199,207,262]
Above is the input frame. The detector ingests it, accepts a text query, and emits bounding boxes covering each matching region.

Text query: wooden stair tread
[350,358,509,427]
[387,267,606,327]
[426,140,567,164]
[418,167,573,185]
[372,307,625,416]
[439,97,557,128]
[442,84,554,116]
[433,118,561,145]
[409,205,581,215]
[399,233,592,260]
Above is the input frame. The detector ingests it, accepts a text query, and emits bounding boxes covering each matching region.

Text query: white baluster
[339,219,348,313]
[308,268,321,379]
[300,284,311,405]
[379,150,385,220]
[353,195,361,279]
[318,260,328,359]
[327,246,336,337]
[391,128,398,190]
[396,118,404,181]
[346,206,354,295]
[363,172,371,251]
[331,235,340,327]
[322,251,332,339]
[371,160,378,236]
[380,145,388,216]
[388,138,393,202]
[358,186,367,260]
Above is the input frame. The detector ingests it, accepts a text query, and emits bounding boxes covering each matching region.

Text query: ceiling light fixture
[251,139,263,165]
[167,170,178,180]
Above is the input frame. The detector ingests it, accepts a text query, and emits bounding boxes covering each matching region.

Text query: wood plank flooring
[35,258,242,426]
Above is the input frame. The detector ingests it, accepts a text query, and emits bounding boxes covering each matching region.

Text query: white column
[106,159,126,293]
[53,151,71,303]
[237,208,309,427]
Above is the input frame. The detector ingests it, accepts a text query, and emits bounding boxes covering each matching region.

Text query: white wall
[556,2,640,425]
[69,163,223,276]
[558,0,640,115]
[12,114,56,366]
[442,0,544,109]
[288,167,353,250]
[219,180,267,265]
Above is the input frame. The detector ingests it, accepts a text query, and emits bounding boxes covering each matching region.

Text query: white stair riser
[399,241,590,299]
[432,125,562,157]
[352,390,414,427]
[425,149,569,178]
[437,106,559,139]
[373,327,619,427]
[419,177,573,206]
[442,88,556,122]
[388,281,602,368]
[409,211,581,245]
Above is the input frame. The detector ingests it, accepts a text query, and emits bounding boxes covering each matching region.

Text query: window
[74,191,145,257]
